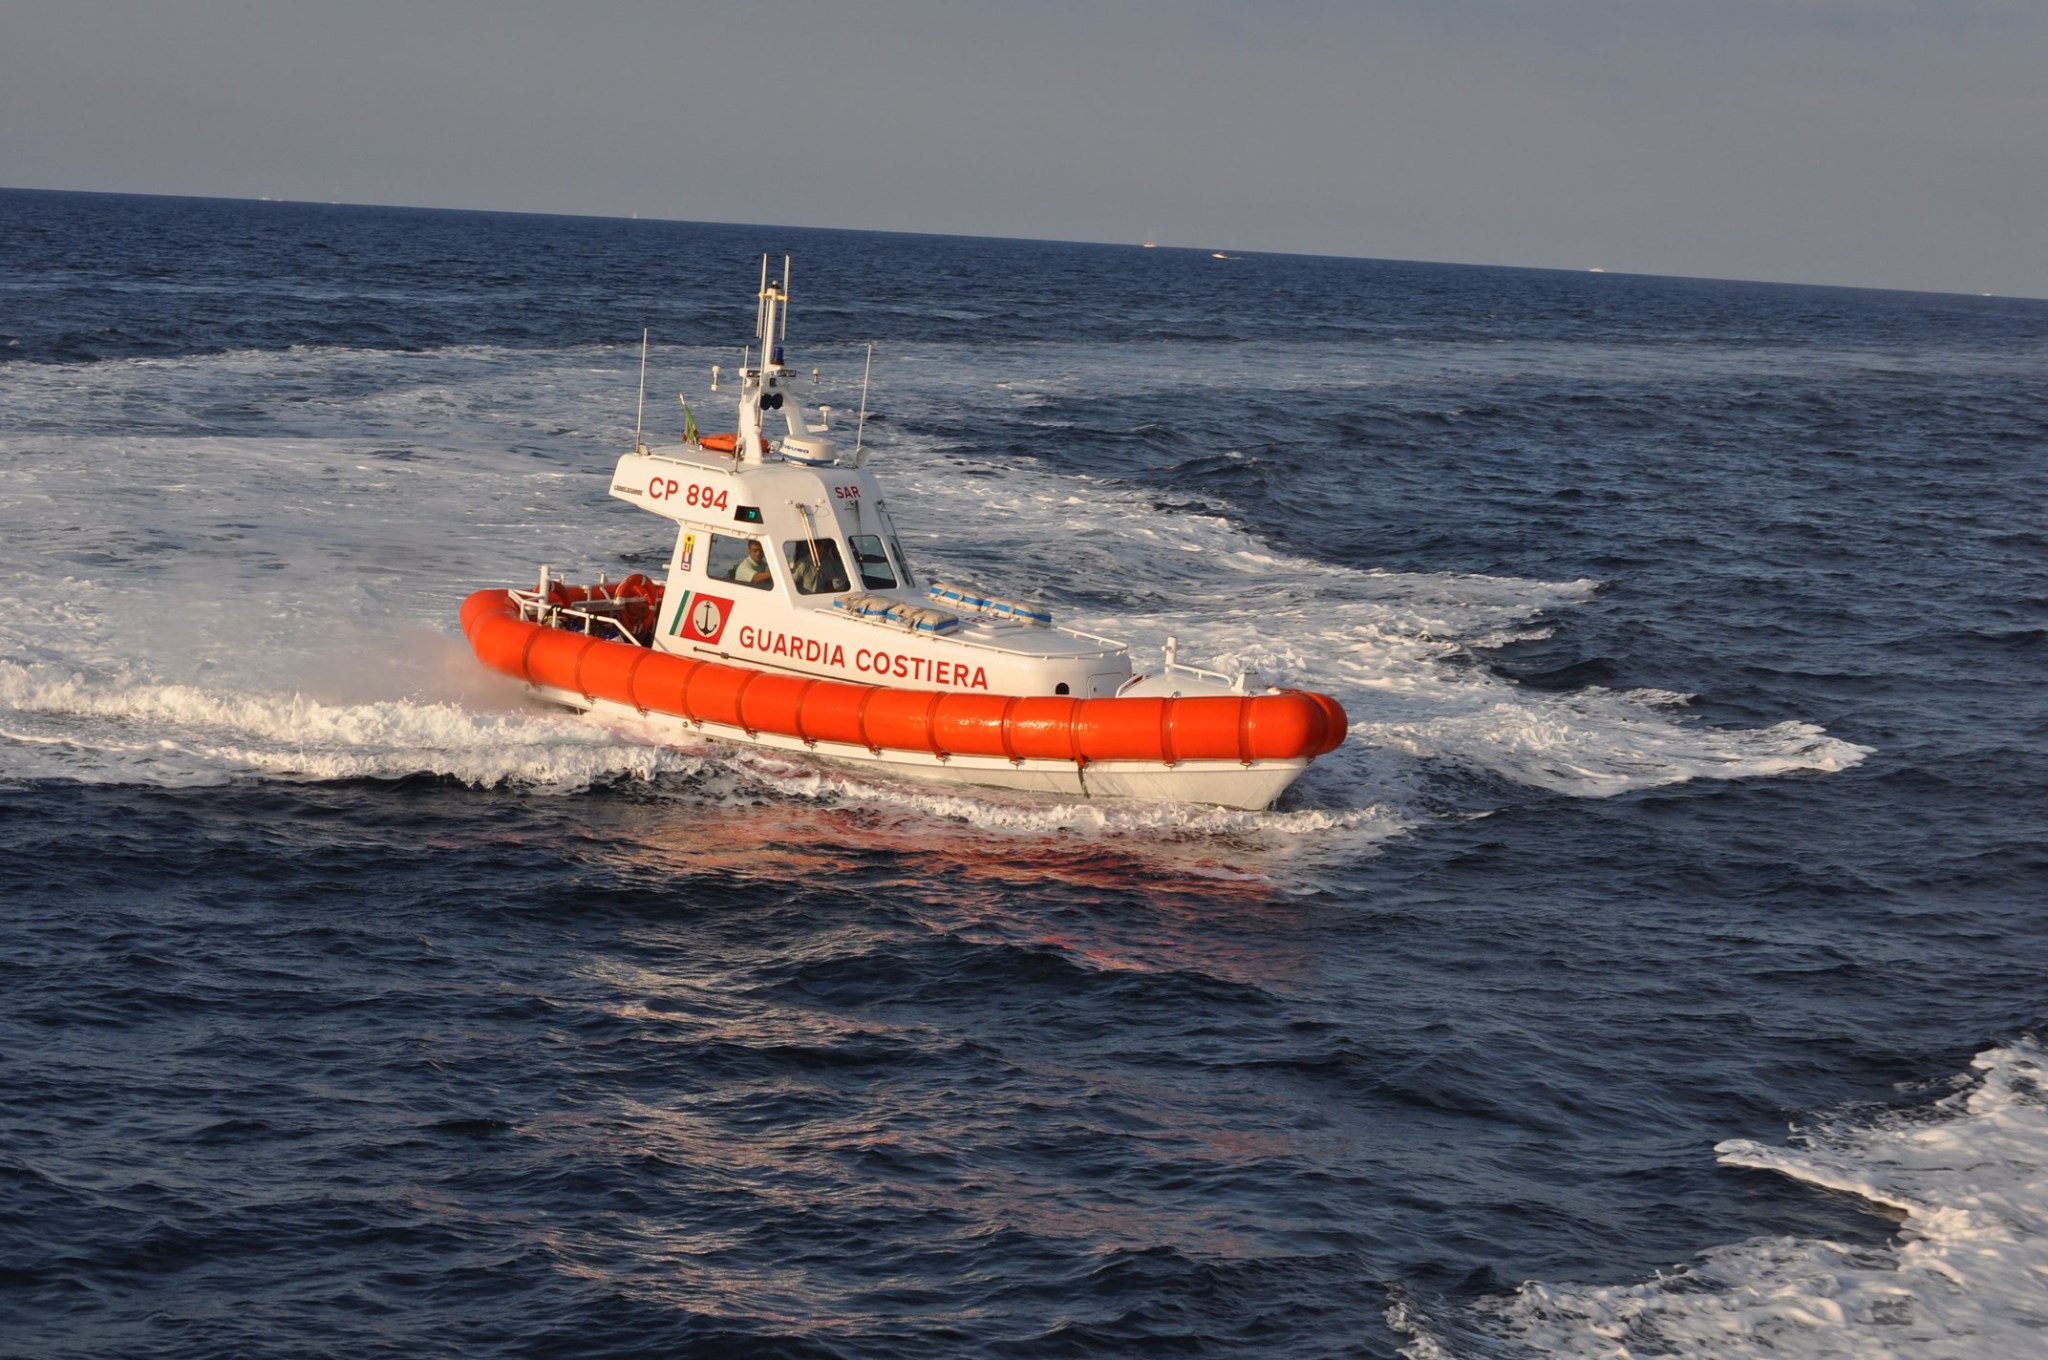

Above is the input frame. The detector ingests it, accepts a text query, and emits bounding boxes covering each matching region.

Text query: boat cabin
[604,261,1133,700]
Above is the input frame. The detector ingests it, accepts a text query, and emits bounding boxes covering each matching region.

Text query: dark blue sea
[3,187,2045,1359]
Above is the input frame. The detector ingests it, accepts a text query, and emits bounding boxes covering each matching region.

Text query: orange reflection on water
[509,1055,1339,1335]
[490,765,1359,1333]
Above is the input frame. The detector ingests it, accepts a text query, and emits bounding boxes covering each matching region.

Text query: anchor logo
[673,590,735,644]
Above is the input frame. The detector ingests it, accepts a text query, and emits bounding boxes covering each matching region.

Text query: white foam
[0,657,697,791]
[886,451,1866,805]
[1395,1039,2048,1359]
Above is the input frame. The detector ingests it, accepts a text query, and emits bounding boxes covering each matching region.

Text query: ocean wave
[1397,1039,2048,1359]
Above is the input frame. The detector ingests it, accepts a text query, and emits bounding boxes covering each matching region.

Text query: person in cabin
[791,548,821,594]
[786,538,851,595]
[737,539,773,588]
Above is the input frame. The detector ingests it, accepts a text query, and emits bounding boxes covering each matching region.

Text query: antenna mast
[853,343,874,467]
[633,328,649,451]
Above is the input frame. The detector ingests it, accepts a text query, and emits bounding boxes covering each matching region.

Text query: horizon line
[2,182,2033,305]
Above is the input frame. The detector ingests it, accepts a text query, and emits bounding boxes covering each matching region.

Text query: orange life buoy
[613,573,661,636]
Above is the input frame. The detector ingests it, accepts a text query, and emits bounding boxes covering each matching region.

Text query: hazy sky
[4,1,2043,297]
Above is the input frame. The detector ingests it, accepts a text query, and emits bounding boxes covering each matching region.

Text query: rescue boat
[460,257,1347,809]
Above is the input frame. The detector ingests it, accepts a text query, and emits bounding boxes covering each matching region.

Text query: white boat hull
[532,682,1311,810]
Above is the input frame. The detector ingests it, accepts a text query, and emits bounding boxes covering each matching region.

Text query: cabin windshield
[849,534,897,590]
[888,536,916,589]
[785,538,851,595]
[709,533,773,589]
[875,505,917,588]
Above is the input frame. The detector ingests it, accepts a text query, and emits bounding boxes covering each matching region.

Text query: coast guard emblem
[671,591,734,644]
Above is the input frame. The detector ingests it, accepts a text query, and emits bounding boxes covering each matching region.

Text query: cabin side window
[785,538,850,595]
[708,533,773,589]
[849,534,898,590]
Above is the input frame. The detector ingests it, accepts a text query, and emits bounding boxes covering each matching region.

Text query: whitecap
[1395,1039,2048,1359]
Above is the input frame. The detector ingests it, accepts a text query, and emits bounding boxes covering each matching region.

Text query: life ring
[614,573,661,636]
[699,433,741,453]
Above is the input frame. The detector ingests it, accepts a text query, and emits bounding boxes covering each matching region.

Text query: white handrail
[1165,656,1238,687]
[1054,623,1128,651]
[508,587,644,646]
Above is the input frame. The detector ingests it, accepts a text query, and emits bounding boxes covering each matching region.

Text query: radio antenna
[633,328,649,452]
[853,343,874,467]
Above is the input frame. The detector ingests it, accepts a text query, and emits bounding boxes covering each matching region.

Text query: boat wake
[0,657,701,791]
[0,341,1869,849]
[883,446,1870,804]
